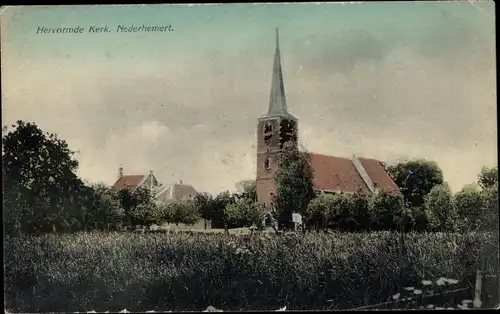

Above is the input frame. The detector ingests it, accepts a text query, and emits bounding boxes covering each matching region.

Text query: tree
[387,159,444,208]
[223,197,264,228]
[478,166,498,189]
[274,142,315,230]
[210,191,237,228]
[453,184,484,232]
[368,191,405,231]
[235,180,257,202]
[2,121,85,234]
[424,183,457,232]
[347,191,372,231]
[84,183,125,231]
[116,186,156,228]
[480,183,499,232]
[163,199,200,226]
[305,192,335,230]
[193,192,215,228]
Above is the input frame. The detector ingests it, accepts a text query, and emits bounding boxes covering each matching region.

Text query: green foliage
[2,120,85,234]
[306,191,407,232]
[193,192,215,221]
[424,183,457,232]
[116,186,157,227]
[130,202,163,227]
[84,183,125,231]
[274,142,315,229]
[223,198,264,228]
[453,184,484,232]
[162,199,200,226]
[480,183,499,232]
[4,231,498,312]
[235,180,257,202]
[478,166,498,189]
[369,191,405,231]
[387,159,444,208]
[209,190,238,228]
[305,192,335,230]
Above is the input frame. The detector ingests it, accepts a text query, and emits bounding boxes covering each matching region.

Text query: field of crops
[4,231,499,312]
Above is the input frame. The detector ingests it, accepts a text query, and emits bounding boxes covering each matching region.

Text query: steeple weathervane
[265,27,296,120]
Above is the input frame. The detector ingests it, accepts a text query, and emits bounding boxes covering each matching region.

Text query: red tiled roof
[303,152,400,194]
[307,153,369,193]
[112,175,145,191]
[359,157,400,193]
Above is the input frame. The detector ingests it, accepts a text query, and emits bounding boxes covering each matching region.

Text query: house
[155,180,198,202]
[112,170,210,230]
[112,167,162,194]
[155,180,211,230]
[255,28,401,207]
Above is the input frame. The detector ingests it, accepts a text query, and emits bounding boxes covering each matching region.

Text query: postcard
[2,2,498,312]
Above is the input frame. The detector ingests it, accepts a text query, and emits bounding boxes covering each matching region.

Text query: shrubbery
[3,120,498,235]
[4,231,498,312]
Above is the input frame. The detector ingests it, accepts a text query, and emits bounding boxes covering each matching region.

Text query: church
[255,29,401,207]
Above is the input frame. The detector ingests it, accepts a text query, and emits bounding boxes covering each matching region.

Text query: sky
[1,2,497,195]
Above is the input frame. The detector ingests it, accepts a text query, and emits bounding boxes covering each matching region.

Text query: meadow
[4,230,499,312]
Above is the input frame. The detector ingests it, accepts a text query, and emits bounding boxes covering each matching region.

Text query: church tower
[256,28,298,208]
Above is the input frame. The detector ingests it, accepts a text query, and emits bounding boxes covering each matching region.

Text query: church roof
[261,28,297,121]
[307,152,400,194]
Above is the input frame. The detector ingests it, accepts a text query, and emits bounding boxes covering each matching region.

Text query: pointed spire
[275,27,280,50]
[264,28,296,120]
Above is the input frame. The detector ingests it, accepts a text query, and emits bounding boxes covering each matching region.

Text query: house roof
[156,183,199,202]
[306,152,400,194]
[112,175,145,191]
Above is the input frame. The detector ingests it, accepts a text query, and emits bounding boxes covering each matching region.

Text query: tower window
[265,157,271,170]
[264,122,273,134]
[279,119,297,149]
[264,122,273,144]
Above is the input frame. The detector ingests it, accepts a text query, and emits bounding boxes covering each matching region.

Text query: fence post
[474,269,483,308]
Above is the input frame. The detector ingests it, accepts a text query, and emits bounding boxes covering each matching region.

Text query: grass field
[4,231,499,312]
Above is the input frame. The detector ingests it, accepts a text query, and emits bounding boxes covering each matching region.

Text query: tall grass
[4,231,498,312]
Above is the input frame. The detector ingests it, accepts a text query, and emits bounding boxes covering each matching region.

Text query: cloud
[2,5,496,195]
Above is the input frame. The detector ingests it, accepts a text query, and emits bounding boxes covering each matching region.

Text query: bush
[223,198,264,228]
[424,183,457,232]
[454,184,485,232]
[161,199,200,226]
[4,231,498,312]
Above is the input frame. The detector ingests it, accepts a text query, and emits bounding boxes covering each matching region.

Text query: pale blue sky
[1,2,496,194]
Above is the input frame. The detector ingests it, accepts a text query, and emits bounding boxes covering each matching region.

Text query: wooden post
[398,229,404,294]
[474,269,483,308]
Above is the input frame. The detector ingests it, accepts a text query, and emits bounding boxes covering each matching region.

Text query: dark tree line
[3,120,498,235]
[2,121,262,235]
[271,141,498,233]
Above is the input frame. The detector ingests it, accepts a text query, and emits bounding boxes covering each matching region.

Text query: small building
[155,180,211,230]
[112,168,210,230]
